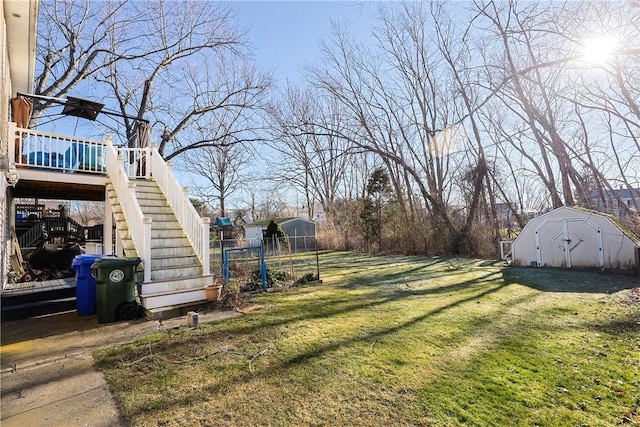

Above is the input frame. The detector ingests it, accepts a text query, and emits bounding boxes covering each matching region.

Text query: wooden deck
[2,277,76,296]
[2,277,78,321]
[12,171,107,201]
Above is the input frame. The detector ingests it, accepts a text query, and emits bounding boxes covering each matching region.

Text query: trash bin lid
[72,254,106,270]
[90,257,142,268]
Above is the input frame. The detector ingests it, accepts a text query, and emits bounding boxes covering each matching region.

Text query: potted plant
[204,280,223,301]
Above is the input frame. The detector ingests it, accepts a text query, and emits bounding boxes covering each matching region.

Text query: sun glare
[582,35,618,64]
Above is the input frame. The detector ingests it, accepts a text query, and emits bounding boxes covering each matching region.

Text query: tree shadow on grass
[502,266,639,294]
[336,258,497,290]
[101,253,639,423]
[587,313,640,335]
[119,279,514,421]
[276,282,508,368]
[215,269,503,339]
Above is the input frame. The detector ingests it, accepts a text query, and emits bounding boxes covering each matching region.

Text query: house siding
[1,7,9,152]
[589,188,640,217]
[1,6,9,288]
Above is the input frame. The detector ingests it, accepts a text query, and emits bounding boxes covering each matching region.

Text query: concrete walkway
[1,310,241,426]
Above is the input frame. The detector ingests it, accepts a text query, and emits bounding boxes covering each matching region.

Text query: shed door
[534,217,604,269]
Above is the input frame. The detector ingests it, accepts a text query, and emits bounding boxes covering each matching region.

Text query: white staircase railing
[105,138,152,283]
[147,144,210,276]
[114,144,210,276]
[7,124,209,281]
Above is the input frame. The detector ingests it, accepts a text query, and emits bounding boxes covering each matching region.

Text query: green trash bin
[91,257,141,323]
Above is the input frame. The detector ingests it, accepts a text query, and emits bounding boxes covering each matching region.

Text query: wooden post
[104,186,113,255]
[143,217,152,283]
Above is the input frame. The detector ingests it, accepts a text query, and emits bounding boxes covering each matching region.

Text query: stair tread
[109,178,206,292]
[150,264,201,271]
[142,302,212,320]
[152,253,198,258]
[0,296,76,311]
[139,287,206,298]
[149,263,201,271]
[141,274,211,285]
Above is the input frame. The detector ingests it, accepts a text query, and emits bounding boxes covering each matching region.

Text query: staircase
[17,223,46,248]
[5,128,213,320]
[107,179,212,318]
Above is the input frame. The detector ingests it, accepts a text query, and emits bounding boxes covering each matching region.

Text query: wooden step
[142,301,229,321]
[136,198,171,207]
[139,275,211,295]
[139,287,209,310]
[138,213,178,222]
[147,265,203,281]
[0,297,77,321]
[1,285,77,321]
[108,177,208,307]
[150,243,194,257]
[150,254,201,269]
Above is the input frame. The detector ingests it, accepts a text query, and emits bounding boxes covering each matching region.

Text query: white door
[535,218,604,269]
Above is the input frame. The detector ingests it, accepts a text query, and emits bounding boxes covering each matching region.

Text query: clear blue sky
[228,1,380,83]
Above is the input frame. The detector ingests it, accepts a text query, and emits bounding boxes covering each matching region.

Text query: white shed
[245,218,317,251]
[511,206,640,271]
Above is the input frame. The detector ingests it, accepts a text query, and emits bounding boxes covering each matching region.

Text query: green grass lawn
[95,252,639,426]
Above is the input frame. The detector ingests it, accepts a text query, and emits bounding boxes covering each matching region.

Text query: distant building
[245,218,317,252]
[589,187,639,217]
[494,202,519,228]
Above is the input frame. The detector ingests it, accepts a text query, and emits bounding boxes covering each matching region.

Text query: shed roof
[523,206,640,245]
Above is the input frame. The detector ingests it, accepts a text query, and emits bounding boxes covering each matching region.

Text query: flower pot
[204,284,223,301]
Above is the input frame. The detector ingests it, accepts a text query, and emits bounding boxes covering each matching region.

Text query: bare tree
[476,0,639,209]
[34,0,271,159]
[69,201,104,226]
[182,140,251,217]
[267,86,356,221]
[309,6,484,253]
[33,0,131,122]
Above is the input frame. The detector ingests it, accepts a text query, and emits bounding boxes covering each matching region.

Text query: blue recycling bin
[72,254,105,315]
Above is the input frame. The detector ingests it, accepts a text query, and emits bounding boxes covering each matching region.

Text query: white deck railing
[10,125,107,174]
[7,123,209,279]
[119,147,151,179]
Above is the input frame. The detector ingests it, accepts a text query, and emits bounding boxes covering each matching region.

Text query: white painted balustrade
[11,125,107,174]
[147,144,210,276]
[105,139,152,283]
[8,124,209,280]
[111,144,210,277]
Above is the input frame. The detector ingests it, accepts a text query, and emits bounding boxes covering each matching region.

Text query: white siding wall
[512,206,639,270]
[1,7,8,288]
[244,226,264,242]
